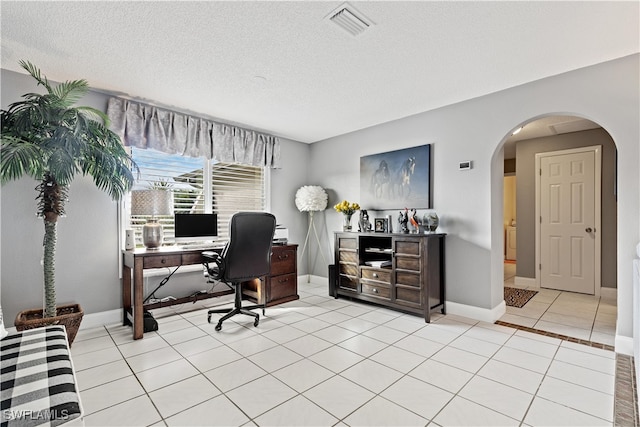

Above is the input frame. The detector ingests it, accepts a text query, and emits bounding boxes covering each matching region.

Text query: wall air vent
[327,3,373,36]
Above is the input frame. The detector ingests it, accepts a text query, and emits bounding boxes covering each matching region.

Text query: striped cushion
[1,326,82,427]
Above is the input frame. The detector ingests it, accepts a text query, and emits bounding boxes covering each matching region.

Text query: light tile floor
[71,278,619,426]
[499,262,617,346]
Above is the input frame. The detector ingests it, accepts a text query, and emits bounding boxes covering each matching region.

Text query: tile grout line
[497,319,636,426]
[73,286,621,426]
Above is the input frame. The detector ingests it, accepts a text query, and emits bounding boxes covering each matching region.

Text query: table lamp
[131,189,173,248]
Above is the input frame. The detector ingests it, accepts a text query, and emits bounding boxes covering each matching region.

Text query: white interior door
[538,147,600,294]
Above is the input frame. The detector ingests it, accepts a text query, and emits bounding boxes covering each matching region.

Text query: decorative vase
[423,211,439,233]
[343,213,353,231]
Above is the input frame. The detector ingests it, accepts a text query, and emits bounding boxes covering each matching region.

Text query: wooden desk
[122,244,299,339]
[122,246,231,340]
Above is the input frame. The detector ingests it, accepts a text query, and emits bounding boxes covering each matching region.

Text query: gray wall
[515,129,617,286]
[0,69,311,324]
[308,54,638,342]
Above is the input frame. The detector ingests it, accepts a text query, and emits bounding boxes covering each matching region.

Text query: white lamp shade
[295,186,328,212]
[131,189,173,216]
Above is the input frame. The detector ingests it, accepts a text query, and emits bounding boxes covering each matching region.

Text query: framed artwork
[360,144,431,210]
[374,218,388,232]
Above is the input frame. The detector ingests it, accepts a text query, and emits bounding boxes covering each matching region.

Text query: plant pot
[14,303,84,346]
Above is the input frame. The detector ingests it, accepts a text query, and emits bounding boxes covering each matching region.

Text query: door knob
[585,227,593,233]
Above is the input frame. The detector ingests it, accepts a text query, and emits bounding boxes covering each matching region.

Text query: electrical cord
[144,266,181,304]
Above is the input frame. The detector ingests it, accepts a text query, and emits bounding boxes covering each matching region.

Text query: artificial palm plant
[1,61,136,319]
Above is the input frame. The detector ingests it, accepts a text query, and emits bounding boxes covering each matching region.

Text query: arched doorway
[495,114,618,346]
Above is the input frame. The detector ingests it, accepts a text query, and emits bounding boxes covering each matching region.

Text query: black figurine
[359,210,371,232]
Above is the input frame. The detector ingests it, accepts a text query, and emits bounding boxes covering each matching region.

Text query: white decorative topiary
[295,186,328,212]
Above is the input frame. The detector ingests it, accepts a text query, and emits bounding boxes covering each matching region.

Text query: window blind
[129,147,265,246]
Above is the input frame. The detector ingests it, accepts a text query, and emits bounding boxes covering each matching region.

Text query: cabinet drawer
[182,252,206,265]
[395,257,420,271]
[269,273,297,301]
[362,283,390,299]
[339,250,357,263]
[361,268,391,284]
[270,249,296,276]
[339,275,358,291]
[396,271,421,287]
[143,255,181,268]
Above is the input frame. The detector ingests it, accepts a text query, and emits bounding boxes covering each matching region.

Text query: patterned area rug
[504,287,538,308]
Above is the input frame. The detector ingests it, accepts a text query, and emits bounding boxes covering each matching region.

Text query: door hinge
[539,263,542,270]
[539,168,542,176]
[540,216,542,223]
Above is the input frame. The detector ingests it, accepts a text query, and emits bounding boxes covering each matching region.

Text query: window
[126,147,267,247]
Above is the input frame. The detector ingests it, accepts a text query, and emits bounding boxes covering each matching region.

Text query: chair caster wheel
[215,323,222,331]
[254,317,259,327]
[207,314,212,323]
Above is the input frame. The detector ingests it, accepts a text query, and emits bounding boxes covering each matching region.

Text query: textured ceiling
[1,1,638,143]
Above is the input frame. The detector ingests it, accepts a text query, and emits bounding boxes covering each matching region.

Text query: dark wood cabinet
[334,232,445,322]
[243,244,299,307]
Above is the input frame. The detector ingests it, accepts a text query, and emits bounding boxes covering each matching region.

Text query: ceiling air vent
[549,119,600,135]
[327,3,373,36]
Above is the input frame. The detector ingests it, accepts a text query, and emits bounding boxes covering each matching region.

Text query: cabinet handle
[372,273,378,278]
[161,258,166,264]
[372,288,378,294]
[278,278,289,283]
[278,254,289,260]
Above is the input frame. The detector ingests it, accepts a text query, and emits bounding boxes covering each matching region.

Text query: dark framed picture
[374,218,388,232]
[360,144,432,210]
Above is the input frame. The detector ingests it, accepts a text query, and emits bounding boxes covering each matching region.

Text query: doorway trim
[534,145,602,296]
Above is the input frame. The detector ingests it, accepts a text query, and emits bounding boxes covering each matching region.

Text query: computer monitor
[174,213,218,243]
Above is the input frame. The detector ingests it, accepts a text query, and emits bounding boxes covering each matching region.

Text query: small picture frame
[374,218,388,232]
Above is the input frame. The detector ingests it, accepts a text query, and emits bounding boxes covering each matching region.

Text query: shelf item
[364,260,392,268]
[365,247,393,253]
[334,232,446,322]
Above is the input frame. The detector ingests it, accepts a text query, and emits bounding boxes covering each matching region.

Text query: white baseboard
[4,308,123,334]
[80,309,121,330]
[600,287,617,300]
[299,274,327,285]
[445,300,506,323]
[615,334,634,356]
[514,276,537,287]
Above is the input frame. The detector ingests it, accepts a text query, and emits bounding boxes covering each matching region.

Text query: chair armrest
[203,251,224,281]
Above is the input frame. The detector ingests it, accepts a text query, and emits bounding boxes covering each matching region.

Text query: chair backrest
[221,212,276,282]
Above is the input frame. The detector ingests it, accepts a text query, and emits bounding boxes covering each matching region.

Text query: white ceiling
[1,1,638,144]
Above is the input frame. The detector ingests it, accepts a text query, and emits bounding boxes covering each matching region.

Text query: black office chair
[203,212,276,331]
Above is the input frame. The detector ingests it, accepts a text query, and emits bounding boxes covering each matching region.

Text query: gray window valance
[106,97,280,168]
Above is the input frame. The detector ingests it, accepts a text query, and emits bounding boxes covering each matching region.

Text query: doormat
[504,287,538,308]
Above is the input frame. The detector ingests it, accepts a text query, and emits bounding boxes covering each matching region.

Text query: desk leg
[133,258,144,340]
[122,264,132,326]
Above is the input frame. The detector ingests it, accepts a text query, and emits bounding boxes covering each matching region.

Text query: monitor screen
[174,213,218,242]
